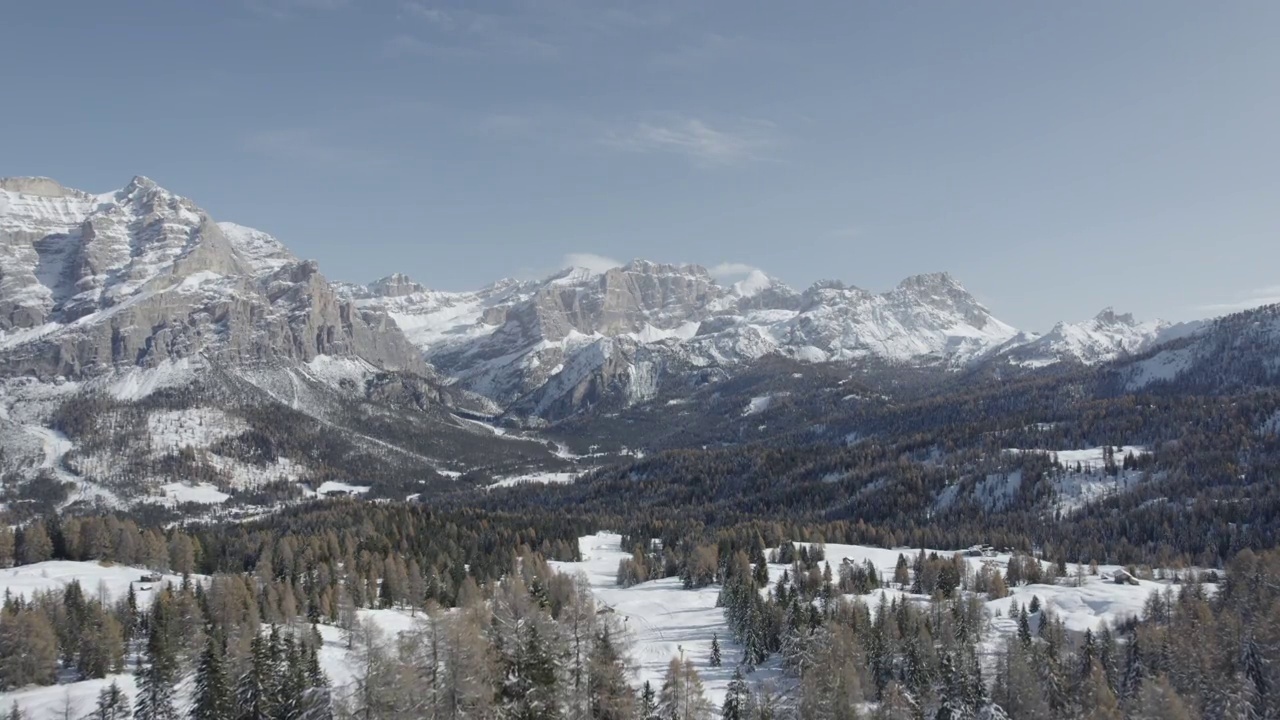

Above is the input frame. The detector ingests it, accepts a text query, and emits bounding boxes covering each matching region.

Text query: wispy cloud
[603,117,779,167]
[562,253,622,274]
[242,128,380,170]
[651,33,747,70]
[399,1,452,26]
[245,0,350,19]
[1197,285,1280,315]
[388,3,560,60]
[709,262,762,278]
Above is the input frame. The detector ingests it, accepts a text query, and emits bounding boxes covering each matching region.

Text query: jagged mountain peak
[369,272,426,298]
[1093,307,1140,326]
[0,175,423,379]
[895,270,962,292]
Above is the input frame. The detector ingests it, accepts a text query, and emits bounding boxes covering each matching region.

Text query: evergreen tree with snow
[136,590,179,720]
[638,682,659,720]
[1016,606,1031,648]
[588,626,633,720]
[499,622,562,720]
[709,635,722,667]
[1076,660,1122,720]
[235,632,278,720]
[93,682,132,720]
[1120,631,1147,702]
[722,668,748,720]
[191,634,233,720]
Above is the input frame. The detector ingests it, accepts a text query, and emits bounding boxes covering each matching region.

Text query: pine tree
[1016,606,1031,648]
[709,635,722,668]
[638,682,659,720]
[136,591,178,720]
[1077,660,1122,720]
[588,626,634,720]
[235,633,277,720]
[1120,632,1146,702]
[191,634,233,720]
[1241,633,1269,711]
[894,554,910,587]
[93,682,132,720]
[498,620,562,720]
[7,704,23,720]
[659,658,712,720]
[722,669,748,720]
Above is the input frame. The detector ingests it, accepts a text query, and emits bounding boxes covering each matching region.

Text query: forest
[2,499,1279,719]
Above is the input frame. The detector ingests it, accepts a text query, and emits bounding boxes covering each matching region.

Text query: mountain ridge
[0,175,1213,423]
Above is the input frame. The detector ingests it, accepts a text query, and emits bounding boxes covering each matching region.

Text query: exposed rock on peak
[0,176,423,379]
[0,177,82,197]
[369,273,426,298]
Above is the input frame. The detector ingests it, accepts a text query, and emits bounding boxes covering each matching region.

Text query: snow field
[551,534,1200,705]
[0,536,1199,716]
[0,561,200,607]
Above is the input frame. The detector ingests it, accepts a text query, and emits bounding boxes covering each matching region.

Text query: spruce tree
[136,591,178,720]
[709,635,722,668]
[93,682,132,720]
[191,634,233,720]
[1120,632,1146,702]
[721,669,748,720]
[588,627,634,720]
[235,633,277,720]
[1016,606,1031,648]
[638,682,659,720]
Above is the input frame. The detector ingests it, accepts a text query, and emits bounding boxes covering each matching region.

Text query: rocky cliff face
[0,176,423,379]
[344,263,1023,420]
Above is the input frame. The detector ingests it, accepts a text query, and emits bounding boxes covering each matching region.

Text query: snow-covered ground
[0,674,140,720]
[314,481,372,496]
[551,533,1198,704]
[1006,446,1153,513]
[489,470,578,488]
[0,536,1197,716]
[154,482,230,505]
[0,561,196,606]
[550,533,782,706]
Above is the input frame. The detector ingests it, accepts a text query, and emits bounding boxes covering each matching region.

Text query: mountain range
[0,175,1255,509]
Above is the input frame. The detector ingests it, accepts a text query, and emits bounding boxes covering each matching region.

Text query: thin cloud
[388,4,559,60]
[709,262,762,278]
[245,0,349,19]
[603,117,778,167]
[400,1,452,26]
[563,253,622,274]
[1197,285,1280,315]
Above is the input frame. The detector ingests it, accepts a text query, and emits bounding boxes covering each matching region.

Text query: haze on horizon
[2,1,1278,330]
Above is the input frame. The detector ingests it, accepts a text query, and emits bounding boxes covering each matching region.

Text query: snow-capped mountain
[0,176,564,509]
[341,263,1025,419]
[996,308,1181,368]
[1,174,1190,428]
[0,175,422,378]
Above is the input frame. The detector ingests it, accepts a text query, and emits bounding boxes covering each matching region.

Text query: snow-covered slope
[997,308,1191,367]
[0,176,577,507]
[1114,302,1280,391]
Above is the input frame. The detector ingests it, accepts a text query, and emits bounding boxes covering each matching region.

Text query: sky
[2,1,1279,330]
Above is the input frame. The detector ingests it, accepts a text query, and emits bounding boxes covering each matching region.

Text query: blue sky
[3,1,1278,329]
